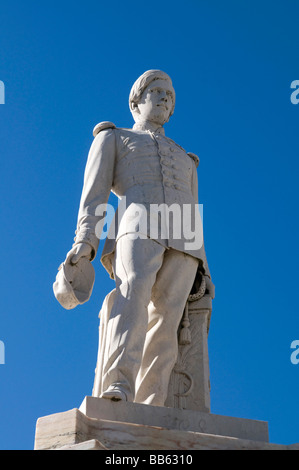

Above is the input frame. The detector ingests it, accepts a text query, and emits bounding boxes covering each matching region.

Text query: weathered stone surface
[79,397,268,442]
[34,406,298,451]
[59,439,106,450]
[166,296,212,412]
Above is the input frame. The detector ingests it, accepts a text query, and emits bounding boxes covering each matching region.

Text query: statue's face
[135,79,174,126]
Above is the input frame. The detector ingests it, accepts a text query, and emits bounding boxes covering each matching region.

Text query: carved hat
[53,257,95,310]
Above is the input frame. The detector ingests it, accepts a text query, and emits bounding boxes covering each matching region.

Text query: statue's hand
[205,276,215,299]
[65,243,92,265]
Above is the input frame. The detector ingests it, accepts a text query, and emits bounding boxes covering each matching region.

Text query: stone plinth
[80,396,268,441]
[34,397,299,450]
[166,295,212,412]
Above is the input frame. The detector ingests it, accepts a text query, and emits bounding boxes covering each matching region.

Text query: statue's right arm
[66,127,117,264]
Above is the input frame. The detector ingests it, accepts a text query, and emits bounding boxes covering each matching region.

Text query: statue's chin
[135,117,167,127]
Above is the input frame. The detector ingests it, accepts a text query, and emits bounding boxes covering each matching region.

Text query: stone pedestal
[166,295,212,412]
[34,397,299,450]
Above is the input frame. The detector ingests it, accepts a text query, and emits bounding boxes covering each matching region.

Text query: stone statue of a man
[59,70,213,407]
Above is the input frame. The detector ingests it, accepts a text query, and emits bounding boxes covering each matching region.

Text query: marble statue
[54,70,214,407]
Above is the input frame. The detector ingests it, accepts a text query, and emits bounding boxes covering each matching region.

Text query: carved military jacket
[74,121,210,279]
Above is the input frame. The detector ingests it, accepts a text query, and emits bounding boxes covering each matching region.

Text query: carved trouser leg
[100,234,198,406]
[101,235,165,401]
[134,249,198,406]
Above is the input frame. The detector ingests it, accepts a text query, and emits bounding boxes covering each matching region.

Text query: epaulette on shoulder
[187,152,200,167]
[93,121,116,137]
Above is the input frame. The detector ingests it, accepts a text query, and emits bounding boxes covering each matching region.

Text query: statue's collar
[133,121,165,135]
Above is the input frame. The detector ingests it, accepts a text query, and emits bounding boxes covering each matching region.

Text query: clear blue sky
[0,0,298,449]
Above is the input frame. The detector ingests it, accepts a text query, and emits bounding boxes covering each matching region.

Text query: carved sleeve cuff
[73,231,99,261]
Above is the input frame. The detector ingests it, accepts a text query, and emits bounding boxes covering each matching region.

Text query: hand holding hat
[66,242,93,265]
[53,243,95,310]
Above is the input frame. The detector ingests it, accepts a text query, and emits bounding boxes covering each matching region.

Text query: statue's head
[129,70,176,126]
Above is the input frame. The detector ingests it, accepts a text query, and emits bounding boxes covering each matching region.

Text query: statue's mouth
[157,103,168,111]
